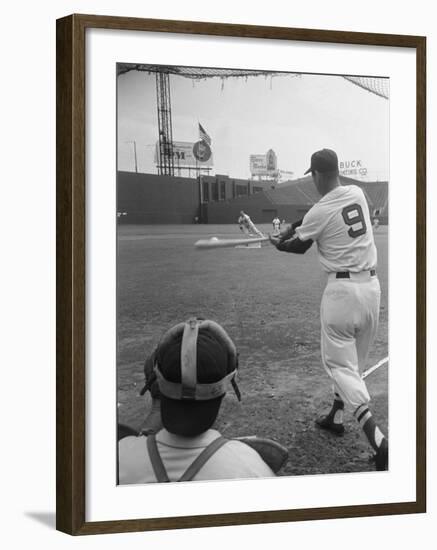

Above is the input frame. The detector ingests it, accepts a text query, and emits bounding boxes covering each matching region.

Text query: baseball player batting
[269,148,388,471]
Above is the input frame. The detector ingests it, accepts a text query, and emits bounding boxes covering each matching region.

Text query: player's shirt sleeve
[294,204,325,242]
[276,235,313,254]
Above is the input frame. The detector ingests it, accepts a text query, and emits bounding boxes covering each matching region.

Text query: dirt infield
[117,223,388,476]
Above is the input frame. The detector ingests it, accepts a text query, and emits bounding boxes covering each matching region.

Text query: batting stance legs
[319,273,387,468]
[320,273,380,409]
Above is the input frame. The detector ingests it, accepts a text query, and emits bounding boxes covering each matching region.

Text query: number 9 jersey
[295,185,377,272]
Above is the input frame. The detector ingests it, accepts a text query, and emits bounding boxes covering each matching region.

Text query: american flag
[198,123,212,146]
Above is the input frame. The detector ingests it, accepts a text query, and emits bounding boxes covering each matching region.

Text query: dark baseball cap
[304,148,339,175]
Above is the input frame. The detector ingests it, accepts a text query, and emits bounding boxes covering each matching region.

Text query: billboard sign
[250,154,267,175]
[250,149,278,176]
[266,149,277,171]
[339,159,368,178]
[155,141,214,167]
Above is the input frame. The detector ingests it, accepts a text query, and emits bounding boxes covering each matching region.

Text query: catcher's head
[153,318,240,436]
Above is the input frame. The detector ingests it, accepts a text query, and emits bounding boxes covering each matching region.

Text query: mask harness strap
[180,319,200,400]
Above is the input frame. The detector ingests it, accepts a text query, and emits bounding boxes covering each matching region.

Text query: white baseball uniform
[238,213,264,238]
[272,217,281,234]
[295,184,380,410]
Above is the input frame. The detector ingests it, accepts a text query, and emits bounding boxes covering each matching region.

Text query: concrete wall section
[117,171,388,225]
[201,174,274,203]
[117,171,200,223]
[117,171,277,224]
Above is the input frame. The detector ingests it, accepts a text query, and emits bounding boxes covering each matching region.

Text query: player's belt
[336,269,376,279]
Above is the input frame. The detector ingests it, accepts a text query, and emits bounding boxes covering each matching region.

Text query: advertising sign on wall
[250,149,278,176]
[155,141,214,167]
[339,159,368,177]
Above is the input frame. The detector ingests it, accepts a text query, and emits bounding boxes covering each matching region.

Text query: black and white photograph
[1,0,430,544]
[116,63,390,484]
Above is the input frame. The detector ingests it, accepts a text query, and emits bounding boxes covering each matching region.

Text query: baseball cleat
[315,415,345,435]
[373,438,389,471]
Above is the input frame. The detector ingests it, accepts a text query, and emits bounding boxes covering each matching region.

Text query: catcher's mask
[153,318,240,436]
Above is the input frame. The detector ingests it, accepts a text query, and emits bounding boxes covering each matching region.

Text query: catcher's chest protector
[146,435,228,482]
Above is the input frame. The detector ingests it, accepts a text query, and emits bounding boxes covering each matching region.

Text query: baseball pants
[320,272,381,411]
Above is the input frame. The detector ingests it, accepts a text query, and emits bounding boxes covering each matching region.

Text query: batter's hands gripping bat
[195,236,269,249]
[275,219,304,243]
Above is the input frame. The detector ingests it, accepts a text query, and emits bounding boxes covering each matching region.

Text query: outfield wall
[117,172,200,223]
[117,171,388,225]
[117,171,275,224]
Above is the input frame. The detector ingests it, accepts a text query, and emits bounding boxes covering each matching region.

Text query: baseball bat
[195,236,269,249]
[361,356,388,380]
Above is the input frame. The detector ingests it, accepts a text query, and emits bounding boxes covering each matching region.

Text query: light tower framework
[155,72,175,176]
[117,65,303,177]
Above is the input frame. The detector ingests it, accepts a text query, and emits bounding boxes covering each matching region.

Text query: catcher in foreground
[118,318,287,483]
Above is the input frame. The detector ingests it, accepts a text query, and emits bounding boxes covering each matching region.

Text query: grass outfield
[117,223,389,476]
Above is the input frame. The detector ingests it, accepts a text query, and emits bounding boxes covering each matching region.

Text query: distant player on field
[372,209,381,231]
[272,216,281,235]
[238,210,264,238]
[269,148,388,471]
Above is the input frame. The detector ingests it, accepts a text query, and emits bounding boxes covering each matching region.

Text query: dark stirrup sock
[354,404,385,452]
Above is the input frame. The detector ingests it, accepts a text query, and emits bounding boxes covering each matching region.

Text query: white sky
[117,68,389,181]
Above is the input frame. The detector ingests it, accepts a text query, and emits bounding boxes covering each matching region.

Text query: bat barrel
[195,236,268,249]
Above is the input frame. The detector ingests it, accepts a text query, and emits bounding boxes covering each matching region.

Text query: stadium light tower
[155,72,175,176]
[117,64,302,180]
